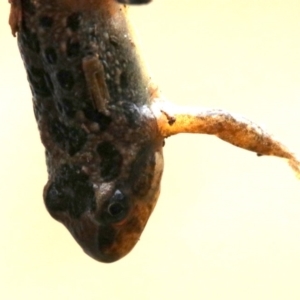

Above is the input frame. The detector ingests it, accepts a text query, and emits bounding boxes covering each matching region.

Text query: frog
[8,0,300,263]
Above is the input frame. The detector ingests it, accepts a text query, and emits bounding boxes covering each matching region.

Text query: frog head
[44,142,163,262]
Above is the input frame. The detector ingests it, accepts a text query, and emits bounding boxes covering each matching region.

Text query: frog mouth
[58,198,159,263]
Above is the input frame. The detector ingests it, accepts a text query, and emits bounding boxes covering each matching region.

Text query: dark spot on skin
[97,142,122,181]
[50,120,87,156]
[84,107,111,130]
[45,164,95,218]
[22,0,36,15]
[121,102,140,128]
[39,16,53,28]
[66,40,80,57]
[27,66,53,97]
[44,47,57,64]
[21,23,40,53]
[56,98,76,118]
[130,146,155,197]
[57,70,75,90]
[66,13,82,31]
[120,71,128,89]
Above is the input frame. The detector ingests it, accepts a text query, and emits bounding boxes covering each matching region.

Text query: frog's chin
[56,197,159,263]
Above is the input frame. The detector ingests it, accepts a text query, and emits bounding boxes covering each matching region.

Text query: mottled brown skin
[12,0,164,263]
[9,0,300,263]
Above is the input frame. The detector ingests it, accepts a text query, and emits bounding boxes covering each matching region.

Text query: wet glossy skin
[9,0,300,263]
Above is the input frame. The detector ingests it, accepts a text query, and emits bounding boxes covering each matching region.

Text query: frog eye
[108,201,125,217]
[104,190,130,223]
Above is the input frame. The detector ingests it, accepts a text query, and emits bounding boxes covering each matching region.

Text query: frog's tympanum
[8,0,300,262]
